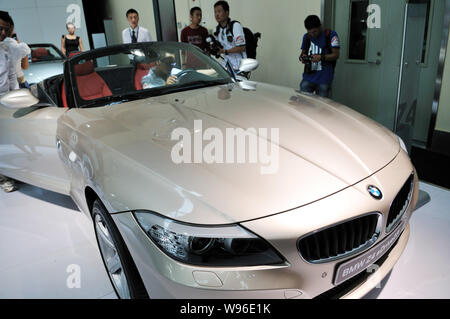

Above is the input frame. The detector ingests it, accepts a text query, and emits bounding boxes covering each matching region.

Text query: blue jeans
[19,81,30,89]
[300,79,331,98]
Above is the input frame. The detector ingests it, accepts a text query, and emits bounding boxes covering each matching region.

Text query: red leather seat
[75,60,112,100]
[61,82,68,108]
[134,63,156,90]
[31,48,50,62]
[184,53,204,69]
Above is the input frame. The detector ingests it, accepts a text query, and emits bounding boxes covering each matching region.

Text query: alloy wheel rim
[94,213,131,299]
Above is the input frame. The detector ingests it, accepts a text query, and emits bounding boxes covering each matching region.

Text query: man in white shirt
[0,11,18,96]
[8,18,31,88]
[122,9,152,44]
[0,11,18,193]
[213,1,247,71]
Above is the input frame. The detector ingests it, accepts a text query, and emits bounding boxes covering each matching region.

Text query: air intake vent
[298,214,380,263]
[386,174,414,233]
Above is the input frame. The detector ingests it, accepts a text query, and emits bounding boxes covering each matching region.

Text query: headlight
[398,136,408,154]
[133,211,285,267]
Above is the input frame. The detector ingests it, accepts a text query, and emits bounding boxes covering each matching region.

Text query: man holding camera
[299,15,340,98]
[213,1,246,72]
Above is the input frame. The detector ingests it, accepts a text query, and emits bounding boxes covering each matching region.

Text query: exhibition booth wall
[436,31,450,134]
[0,0,90,51]
[104,0,157,46]
[174,0,322,90]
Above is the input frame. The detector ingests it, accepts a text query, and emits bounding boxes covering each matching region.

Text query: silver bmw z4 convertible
[0,42,419,299]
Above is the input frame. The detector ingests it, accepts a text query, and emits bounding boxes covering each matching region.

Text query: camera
[206,35,224,59]
[301,55,316,74]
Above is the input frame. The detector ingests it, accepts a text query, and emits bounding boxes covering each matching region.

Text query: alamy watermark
[66,264,81,289]
[171,120,280,175]
[367,4,381,29]
[67,4,82,28]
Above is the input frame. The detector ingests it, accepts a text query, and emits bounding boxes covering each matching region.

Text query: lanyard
[129,27,139,41]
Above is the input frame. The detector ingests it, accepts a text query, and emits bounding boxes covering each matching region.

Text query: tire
[92,199,149,299]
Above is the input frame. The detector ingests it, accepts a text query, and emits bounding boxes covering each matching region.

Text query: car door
[0,88,71,195]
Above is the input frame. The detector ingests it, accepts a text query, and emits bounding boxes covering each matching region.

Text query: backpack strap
[215,19,235,37]
[229,20,239,37]
[325,29,332,51]
[214,24,221,37]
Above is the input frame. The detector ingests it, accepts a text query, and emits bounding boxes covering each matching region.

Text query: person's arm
[21,56,29,70]
[313,31,340,63]
[8,56,18,90]
[321,47,340,62]
[79,37,84,52]
[180,28,188,43]
[19,41,30,70]
[8,37,30,70]
[220,46,245,55]
[61,36,66,56]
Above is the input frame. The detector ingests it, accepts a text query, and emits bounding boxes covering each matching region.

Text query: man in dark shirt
[180,7,208,68]
[299,15,340,98]
[181,7,208,51]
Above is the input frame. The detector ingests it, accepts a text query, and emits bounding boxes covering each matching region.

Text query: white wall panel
[0,0,90,50]
[105,0,157,45]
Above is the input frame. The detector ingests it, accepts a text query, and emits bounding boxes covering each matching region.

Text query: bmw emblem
[368,186,383,200]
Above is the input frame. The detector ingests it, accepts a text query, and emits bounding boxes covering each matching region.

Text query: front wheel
[92,199,148,299]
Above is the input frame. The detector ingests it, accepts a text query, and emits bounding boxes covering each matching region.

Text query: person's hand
[219,48,226,55]
[311,54,322,63]
[166,76,178,85]
[299,54,306,64]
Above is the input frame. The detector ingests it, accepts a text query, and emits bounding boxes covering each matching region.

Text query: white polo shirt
[0,41,19,96]
[122,26,152,44]
[3,38,30,82]
[214,21,247,71]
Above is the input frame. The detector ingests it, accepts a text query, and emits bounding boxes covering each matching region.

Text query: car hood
[25,61,64,84]
[61,83,399,224]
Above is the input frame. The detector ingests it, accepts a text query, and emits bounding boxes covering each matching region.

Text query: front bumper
[112,150,419,299]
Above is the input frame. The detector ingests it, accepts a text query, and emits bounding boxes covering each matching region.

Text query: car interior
[30,47,58,62]
[40,59,159,108]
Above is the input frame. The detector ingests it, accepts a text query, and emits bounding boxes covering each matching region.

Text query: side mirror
[238,58,259,73]
[0,89,39,109]
[238,80,257,91]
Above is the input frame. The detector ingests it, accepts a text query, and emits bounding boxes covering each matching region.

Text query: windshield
[29,44,65,63]
[68,42,233,108]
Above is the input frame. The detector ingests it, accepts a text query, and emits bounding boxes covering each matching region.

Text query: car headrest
[75,60,95,76]
[31,48,49,58]
[133,49,160,64]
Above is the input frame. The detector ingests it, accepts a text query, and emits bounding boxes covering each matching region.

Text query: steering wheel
[176,68,197,82]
